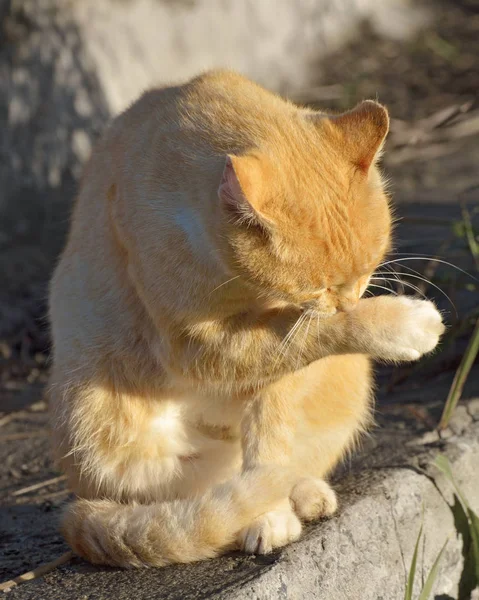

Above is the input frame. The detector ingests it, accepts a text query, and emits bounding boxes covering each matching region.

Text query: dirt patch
[310,0,479,120]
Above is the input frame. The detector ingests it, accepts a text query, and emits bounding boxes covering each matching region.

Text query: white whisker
[296,312,313,370]
[372,276,427,299]
[206,275,241,297]
[368,283,398,296]
[274,312,306,366]
[380,264,405,292]
[379,257,478,282]
[374,270,458,315]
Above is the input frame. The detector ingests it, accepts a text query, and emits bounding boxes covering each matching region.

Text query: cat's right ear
[218,155,271,228]
[328,101,389,173]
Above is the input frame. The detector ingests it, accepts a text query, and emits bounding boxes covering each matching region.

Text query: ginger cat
[48,70,445,567]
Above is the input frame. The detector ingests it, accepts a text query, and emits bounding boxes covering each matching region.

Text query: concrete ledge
[3,400,478,600]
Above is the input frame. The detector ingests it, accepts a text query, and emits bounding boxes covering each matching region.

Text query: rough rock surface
[0,0,109,341]
[1,394,478,600]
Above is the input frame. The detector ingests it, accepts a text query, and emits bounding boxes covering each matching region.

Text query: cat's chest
[149,391,243,453]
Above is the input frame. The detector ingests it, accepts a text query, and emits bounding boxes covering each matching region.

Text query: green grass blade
[434,455,469,508]
[452,495,477,600]
[434,455,479,597]
[439,318,479,430]
[458,537,479,600]
[467,509,479,581]
[462,205,479,271]
[404,524,423,600]
[417,538,449,600]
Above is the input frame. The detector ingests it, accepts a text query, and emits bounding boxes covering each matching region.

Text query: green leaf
[439,318,479,430]
[451,495,471,546]
[462,205,479,271]
[452,220,466,239]
[451,494,477,600]
[468,508,479,582]
[434,455,469,509]
[425,32,459,62]
[404,524,423,600]
[458,542,479,600]
[434,455,479,598]
[417,538,449,600]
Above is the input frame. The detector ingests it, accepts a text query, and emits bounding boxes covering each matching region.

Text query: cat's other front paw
[236,502,302,554]
[290,477,337,521]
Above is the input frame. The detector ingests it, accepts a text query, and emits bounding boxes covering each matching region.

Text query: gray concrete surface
[1,393,478,599]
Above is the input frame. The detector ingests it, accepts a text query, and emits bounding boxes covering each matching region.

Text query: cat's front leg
[237,382,337,554]
[237,385,301,553]
[349,296,445,362]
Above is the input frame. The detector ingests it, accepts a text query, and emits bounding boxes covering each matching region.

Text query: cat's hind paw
[290,477,337,521]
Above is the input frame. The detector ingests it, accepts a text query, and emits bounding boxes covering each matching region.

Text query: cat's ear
[218,155,271,227]
[328,101,389,173]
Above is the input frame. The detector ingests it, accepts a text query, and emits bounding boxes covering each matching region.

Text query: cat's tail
[61,466,292,567]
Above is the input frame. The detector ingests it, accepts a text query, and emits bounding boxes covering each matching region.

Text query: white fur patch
[173,206,216,263]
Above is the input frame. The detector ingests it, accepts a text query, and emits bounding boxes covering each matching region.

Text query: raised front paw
[236,501,302,554]
[355,296,445,362]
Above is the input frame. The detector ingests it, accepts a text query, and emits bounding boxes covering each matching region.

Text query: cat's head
[218,100,392,316]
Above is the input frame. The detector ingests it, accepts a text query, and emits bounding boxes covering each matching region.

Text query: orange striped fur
[48,71,444,566]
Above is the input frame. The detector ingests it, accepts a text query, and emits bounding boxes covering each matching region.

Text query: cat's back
[51,72,285,331]
[106,70,294,163]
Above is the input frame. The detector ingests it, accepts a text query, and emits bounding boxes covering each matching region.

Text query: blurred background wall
[0,0,477,353]
[72,0,428,114]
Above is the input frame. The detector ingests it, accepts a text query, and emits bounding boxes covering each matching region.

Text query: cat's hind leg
[289,354,373,522]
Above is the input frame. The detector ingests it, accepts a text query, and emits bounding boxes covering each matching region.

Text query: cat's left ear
[327,101,389,173]
[218,154,273,228]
